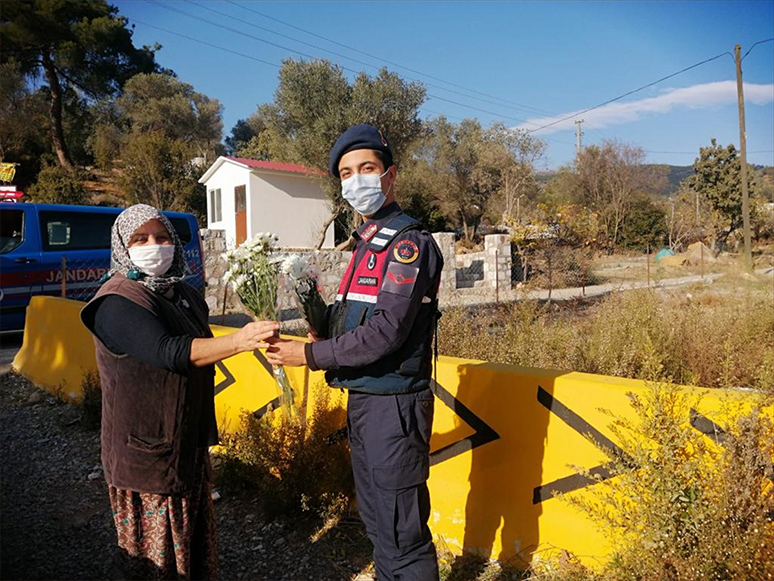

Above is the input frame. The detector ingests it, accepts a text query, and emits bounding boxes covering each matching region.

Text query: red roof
[226,157,325,176]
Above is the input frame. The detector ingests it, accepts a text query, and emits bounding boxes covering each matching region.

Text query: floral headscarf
[107,204,187,293]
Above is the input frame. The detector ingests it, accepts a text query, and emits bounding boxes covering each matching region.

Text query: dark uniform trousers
[347,388,440,581]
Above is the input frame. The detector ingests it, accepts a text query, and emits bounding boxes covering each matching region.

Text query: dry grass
[439,278,773,579]
[533,385,774,581]
[79,370,102,430]
[440,282,774,394]
[214,382,353,519]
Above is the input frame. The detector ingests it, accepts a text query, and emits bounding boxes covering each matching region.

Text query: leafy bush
[27,164,89,205]
[215,382,353,518]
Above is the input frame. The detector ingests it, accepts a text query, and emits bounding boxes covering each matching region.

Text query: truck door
[36,209,115,301]
[0,205,41,332]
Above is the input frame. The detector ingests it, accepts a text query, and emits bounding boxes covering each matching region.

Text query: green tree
[485,122,546,227]
[420,117,518,241]
[575,140,667,250]
[27,164,88,205]
[394,157,448,232]
[0,0,158,168]
[225,118,264,156]
[119,131,202,217]
[619,194,667,251]
[117,73,223,165]
[685,138,756,252]
[0,62,49,187]
[91,73,224,217]
[240,59,426,245]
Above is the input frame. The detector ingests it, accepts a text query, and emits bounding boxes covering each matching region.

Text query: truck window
[0,209,25,254]
[168,217,192,245]
[39,211,117,251]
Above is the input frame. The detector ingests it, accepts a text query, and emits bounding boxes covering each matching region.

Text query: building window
[209,188,222,222]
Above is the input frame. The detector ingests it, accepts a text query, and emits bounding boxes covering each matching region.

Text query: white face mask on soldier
[128,244,175,277]
[341,170,390,216]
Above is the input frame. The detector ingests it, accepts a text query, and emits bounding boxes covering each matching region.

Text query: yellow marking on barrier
[12,296,771,567]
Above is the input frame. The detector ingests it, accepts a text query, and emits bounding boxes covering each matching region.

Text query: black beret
[329,124,393,178]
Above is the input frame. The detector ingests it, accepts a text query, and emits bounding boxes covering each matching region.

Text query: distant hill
[535,164,694,195]
[537,164,773,198]
[662,165,694,192]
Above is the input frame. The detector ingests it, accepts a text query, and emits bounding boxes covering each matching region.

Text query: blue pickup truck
[0,203,205,332]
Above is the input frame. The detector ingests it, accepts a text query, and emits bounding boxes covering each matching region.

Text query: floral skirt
[108,450,218,580]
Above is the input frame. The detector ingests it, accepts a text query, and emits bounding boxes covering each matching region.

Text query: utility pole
[734,44,753,271]
[575,119,584,157]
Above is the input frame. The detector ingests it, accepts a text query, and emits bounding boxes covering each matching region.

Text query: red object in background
[0,189,24,202]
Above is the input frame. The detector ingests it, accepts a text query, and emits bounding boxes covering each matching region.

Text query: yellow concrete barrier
[12,296,770,565]
[12,296,98,401]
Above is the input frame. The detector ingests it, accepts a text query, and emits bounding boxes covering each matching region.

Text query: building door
[235,185,247,245]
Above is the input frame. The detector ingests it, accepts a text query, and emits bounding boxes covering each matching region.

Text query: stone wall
[200,229,513,314]
[201,229,351,315]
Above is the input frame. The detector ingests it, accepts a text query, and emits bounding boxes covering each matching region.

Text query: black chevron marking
[214,361,236,396]
[533,385,635,504]
[429,379,500,466]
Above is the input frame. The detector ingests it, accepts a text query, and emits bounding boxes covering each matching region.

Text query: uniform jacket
[80,275,217,495]
[305,202,443,394]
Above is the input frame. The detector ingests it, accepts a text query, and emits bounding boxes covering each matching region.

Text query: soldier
[267,124,443,581]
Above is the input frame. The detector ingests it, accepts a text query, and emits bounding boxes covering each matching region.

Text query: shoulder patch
[394,239,419,264]
[382,262,419,298]
[361,223,378,241]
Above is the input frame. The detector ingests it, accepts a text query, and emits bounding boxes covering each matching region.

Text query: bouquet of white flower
[279,254,328,339]
[224,233,297,420]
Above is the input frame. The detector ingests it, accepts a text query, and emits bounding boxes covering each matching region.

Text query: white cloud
[518,81,774,135]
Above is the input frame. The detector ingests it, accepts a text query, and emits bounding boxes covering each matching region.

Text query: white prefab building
[198,156,334,248]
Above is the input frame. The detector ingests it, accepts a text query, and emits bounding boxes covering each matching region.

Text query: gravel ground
[0,371,374,581]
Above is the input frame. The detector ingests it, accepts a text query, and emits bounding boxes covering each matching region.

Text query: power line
[742,38,774,61]
[148,0,535,125]
[127,12,772,162]
[127,17,280,69]
[145,0,546,127]
[185,0,548,120]
[223,0,553,116]
[527,51,735,134]
[128,11,579,149]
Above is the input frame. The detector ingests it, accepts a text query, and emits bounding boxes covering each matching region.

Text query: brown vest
[81,275,216,495]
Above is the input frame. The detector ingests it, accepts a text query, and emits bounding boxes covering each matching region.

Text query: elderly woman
[81,204,277,580]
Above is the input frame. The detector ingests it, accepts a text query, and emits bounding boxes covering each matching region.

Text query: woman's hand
[230,321,280,354]
[191,321,280,367]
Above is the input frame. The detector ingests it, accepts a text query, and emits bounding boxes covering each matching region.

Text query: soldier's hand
[266,337,307,367]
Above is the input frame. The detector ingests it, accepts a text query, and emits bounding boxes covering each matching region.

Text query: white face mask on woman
[341,169,390,216]
[128,244,176,277]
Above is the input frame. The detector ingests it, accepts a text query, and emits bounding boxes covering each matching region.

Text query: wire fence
[57,255,207,302]
[198,231,774,319]
[438,235,773,308]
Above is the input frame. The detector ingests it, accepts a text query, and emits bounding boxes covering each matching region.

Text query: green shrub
[214,382,353,518]
[27,164,90,205]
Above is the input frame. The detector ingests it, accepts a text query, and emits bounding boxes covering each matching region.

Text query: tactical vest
[326,214,441,395]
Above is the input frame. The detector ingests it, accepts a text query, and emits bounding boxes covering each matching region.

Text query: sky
[112,0,774,170]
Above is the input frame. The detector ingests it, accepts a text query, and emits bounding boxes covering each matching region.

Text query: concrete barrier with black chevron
[12,295,772,566]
